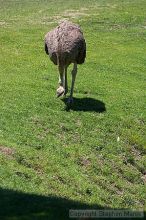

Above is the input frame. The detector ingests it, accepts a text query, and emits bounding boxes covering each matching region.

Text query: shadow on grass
[0,188,144,220]
[0,188,103,220]
[62,97,106,112]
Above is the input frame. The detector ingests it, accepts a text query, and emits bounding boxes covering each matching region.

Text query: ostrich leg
[65,66,68,95]
[68,63,77,103]
[57,65,65,97]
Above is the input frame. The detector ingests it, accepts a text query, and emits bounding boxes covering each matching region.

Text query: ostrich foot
[56,86,65,97]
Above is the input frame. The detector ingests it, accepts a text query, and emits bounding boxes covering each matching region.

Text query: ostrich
[44,20,86,103]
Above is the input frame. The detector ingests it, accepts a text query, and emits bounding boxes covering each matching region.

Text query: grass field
[0,0,146,219]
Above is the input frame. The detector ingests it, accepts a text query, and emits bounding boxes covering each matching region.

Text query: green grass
[0,0,146,219]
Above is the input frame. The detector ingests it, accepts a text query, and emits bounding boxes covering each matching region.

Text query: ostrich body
[45,20,86,103]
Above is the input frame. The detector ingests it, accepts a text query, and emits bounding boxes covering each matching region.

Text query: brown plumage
[45,20,86,103]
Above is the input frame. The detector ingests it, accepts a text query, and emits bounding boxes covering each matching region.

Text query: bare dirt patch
[39,8,89,25]
[77,157,91,167]
[63,9,89,19]
[0,146,15,158]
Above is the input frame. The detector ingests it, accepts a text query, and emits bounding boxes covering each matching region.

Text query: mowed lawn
[0,0,146,219]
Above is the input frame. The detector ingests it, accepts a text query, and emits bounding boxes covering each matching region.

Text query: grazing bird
[44,20,86,103]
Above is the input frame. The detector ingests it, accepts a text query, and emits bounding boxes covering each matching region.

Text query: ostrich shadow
[0,187,143,220]
[62,97,106,112]
[0,188,101,220]
[0,188,108,220]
